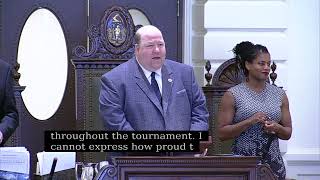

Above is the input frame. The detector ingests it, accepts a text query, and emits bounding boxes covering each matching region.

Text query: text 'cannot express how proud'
[44,131,208,152]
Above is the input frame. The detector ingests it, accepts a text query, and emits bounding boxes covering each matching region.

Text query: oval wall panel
[17,8,68,120]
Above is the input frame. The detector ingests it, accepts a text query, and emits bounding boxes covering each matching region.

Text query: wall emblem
[73,5,135,59]
[101,6,134,54]
[107,13,127,46]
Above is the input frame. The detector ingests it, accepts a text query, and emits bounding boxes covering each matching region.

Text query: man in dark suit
[99,25,208,131]
[0,58,19,146]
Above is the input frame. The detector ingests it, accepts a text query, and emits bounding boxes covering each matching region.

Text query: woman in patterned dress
[217,41,292,180]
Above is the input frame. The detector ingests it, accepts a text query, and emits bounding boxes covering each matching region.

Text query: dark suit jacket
[0,59,19,146]
[99,58,208,131]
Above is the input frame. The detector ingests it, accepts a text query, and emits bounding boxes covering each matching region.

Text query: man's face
[135,30,166,71]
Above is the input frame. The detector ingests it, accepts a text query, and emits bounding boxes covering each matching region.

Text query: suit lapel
[131,58,164,116]
[161,62,173,116]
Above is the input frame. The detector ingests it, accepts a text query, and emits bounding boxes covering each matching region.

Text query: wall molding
[284,152,320,179]
[0,0,2,51]
[183,0,192,65]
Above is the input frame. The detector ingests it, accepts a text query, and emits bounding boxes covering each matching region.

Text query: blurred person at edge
[0,58,19,146]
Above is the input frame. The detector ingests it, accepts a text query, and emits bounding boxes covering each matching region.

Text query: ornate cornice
[95,164,117,178]
[73,5,136,59]
[71,59,127,69]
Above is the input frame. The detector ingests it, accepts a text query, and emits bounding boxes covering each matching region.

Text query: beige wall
[185,0,320,179]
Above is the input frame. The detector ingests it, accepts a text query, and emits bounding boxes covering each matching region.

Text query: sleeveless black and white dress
[228,82,286,179]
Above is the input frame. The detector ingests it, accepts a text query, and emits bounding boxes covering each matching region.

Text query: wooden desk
[96,156,276,180]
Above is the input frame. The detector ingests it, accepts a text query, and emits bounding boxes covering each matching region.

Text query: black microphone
[48,157,58,180]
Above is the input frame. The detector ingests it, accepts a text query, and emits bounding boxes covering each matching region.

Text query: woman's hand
[263,120,279,134]
[249,112,268,125]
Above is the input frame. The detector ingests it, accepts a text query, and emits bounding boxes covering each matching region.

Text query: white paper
[0,147,27,152]
[0,147,30,174]
[36,152,75,176]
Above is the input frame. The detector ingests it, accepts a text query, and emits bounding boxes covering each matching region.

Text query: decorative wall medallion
[107,13,126,46]
[73,5,136,59]
[101,6,134,55]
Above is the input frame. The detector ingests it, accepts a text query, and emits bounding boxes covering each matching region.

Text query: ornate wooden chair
[72,5,137,163]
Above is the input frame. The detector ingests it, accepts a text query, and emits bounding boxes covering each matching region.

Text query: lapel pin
[168,78,173,83]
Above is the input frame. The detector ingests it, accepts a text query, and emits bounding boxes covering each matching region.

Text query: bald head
[134,25,166,71]
[135,25,163,45]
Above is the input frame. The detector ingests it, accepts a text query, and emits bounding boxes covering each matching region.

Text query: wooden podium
[95,156,276,180]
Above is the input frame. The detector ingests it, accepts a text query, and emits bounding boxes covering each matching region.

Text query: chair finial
[205,60,212,86]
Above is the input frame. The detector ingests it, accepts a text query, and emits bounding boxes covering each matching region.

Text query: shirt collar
[136,58,162,78]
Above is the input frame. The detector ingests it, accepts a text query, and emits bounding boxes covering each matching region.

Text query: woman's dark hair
[233,41,269,77]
